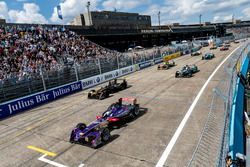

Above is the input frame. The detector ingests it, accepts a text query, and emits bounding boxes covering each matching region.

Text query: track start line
[27,145,85,167]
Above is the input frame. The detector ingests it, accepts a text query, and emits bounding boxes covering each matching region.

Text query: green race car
[202,53,215,60]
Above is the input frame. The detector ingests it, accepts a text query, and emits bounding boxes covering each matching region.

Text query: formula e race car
[69,120,110,148]
[88,87,110,100]
[234,40,240,44]
[96,98,140,128]
[157,61,175,70]
[220,46,229,51]
[175,65,199,78]
[107,79,127,93]
[191,51,201,56]
[202,53,215,60]
[210,45,217,50]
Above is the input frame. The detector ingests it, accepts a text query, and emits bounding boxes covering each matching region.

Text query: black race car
[87,79,127,100]
[107,79,127,93]
[88,87,110,100]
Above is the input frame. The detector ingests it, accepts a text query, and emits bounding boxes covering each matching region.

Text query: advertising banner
[163,52,181,62]
[0,82,82,119]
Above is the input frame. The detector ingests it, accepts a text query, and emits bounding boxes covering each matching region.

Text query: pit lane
[0,43,242,167]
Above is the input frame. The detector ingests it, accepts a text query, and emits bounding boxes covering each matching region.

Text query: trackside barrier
[187,42,250,167]
[81,66,135,89]
[228,52,249,163]
[229,79,245,161]
[163,52,181,61]
[0,81,82,119]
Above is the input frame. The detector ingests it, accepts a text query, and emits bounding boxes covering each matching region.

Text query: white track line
[38,154,85,167]
[38,154,68,167]
[155,45,241,167]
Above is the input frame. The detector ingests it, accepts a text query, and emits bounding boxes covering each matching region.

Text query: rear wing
[120,97,137,105]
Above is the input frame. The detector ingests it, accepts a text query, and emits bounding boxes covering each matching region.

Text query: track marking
[155,45,242,167]
[38,154,68,167]
[38,154,85,167]
[27,146,57,157]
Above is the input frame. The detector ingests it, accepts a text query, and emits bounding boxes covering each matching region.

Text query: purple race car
[96,98,140,128]
[69,120,110,148]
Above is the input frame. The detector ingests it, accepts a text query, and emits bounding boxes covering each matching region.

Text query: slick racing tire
[88,90,95,98]
[101,128,110,142]
[69,130,75,143]
[175,72,179,78]
[76,123,87,130]
[133,105,140,117]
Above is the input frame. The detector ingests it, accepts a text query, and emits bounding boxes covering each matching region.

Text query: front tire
[175,72,179,78]
[101,128,110,142]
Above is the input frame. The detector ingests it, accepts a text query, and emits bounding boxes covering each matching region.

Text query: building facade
[71,11,151,30]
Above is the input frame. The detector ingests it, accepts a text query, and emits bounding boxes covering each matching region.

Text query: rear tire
[133,105,140,117]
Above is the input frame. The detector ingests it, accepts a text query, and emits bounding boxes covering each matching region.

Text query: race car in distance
[69,120,110,148]
[224,44,231,47]
[210,45,217,50]
[107,79,127,93]
[88,87,110,100]
[175,65,199,78]
[202,53,215,60]
[191,51,201,56]
[158,60,175,70]
[234,40,240,44]
[96,98,140,128]
[220,46,229,51]
[201,42,209,47]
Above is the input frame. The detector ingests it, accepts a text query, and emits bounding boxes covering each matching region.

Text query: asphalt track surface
[0,43,242,167]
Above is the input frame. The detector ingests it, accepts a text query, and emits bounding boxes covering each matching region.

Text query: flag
[57,5,63,20]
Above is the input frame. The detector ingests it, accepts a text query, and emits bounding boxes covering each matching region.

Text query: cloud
[8,3,48,24]
[0,1,9,19]
[50,0,99,24]
[102,0,150,11]
[213,14,233,22]
[0,2,47,24]
[243,7,250,19]
[143,0,250,24]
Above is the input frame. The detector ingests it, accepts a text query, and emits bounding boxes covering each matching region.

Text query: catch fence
[187,43,249,167]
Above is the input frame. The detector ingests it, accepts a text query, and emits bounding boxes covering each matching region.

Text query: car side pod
[107,117,120,122]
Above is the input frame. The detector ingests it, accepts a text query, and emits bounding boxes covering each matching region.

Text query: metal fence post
[98,58,102,74]
[74,60,79,81]
[40,66,46,91]
[116,54,120,70]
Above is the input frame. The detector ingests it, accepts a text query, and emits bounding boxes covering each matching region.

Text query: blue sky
[0,0,250,25]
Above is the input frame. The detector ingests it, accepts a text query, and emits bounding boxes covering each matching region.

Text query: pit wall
[229,50,250,161]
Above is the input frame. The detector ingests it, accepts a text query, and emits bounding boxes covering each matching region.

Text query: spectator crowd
[0,25,119,85]
[0,24,186,87]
